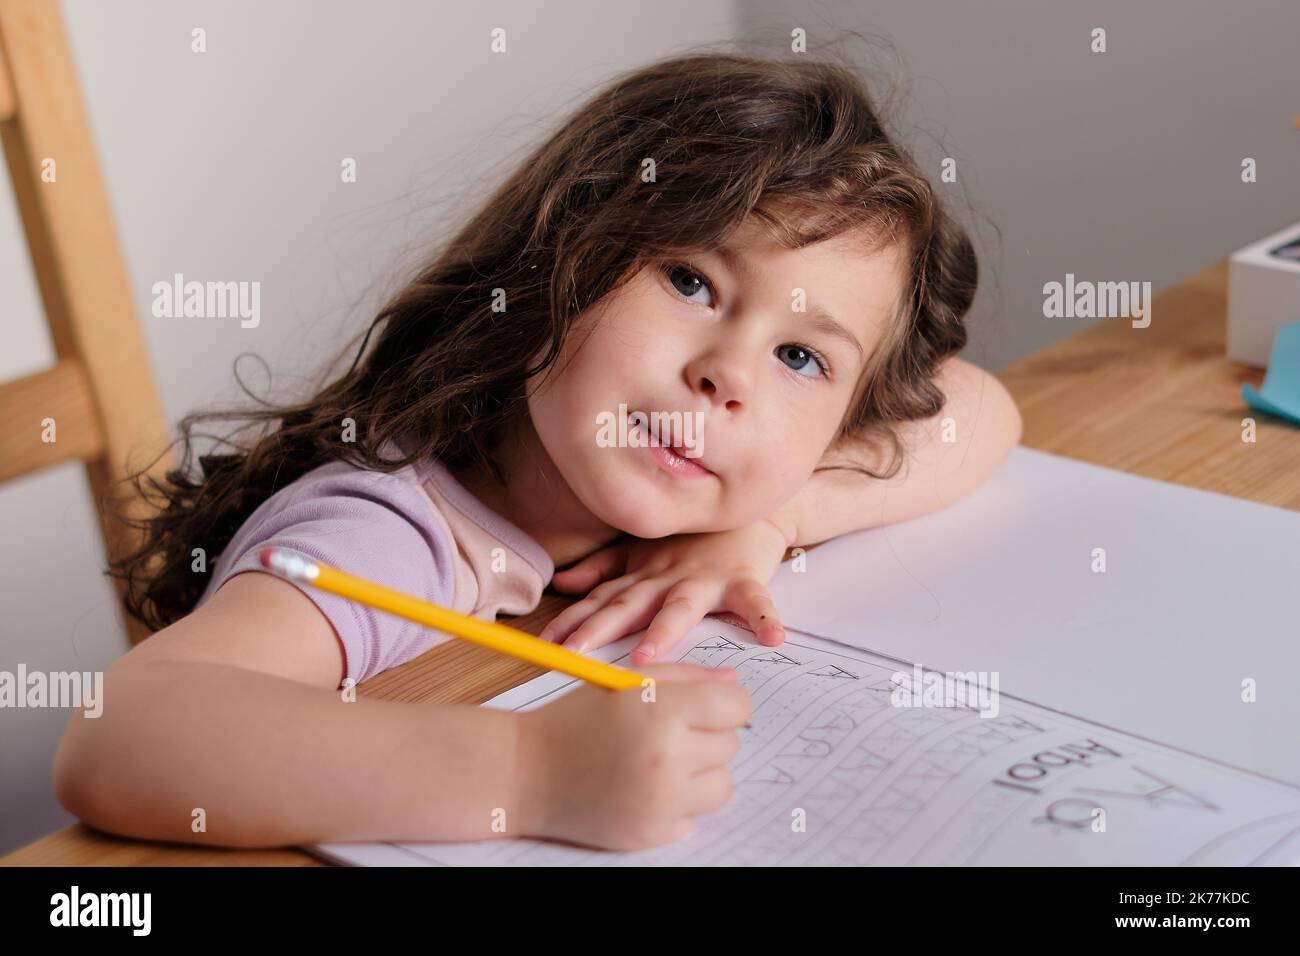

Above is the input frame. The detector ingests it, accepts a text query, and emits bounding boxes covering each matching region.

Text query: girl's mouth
[648,441,714,479]
[629,419,714,479]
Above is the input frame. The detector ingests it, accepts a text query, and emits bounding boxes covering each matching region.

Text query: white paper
[768,445,1300,786]
[313,619,1300,866]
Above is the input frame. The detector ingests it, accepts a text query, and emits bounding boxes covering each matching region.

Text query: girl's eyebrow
[804,307,865,364]
[713,244,865,363]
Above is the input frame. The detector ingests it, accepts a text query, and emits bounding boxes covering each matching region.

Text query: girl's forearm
[53,658,534,848]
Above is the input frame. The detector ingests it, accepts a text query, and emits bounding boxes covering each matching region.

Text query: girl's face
[526,220,910,540]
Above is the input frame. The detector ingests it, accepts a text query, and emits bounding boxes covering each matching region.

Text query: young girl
[54,51,1020,853]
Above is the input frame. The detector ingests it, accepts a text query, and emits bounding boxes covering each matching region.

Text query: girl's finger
[684,726,742,771]
[684,767,736,817]
[550,542,629,594]
[722,576,786,646]
[561,579,668,653]
[539,575,641,642]
[630,580,718,666]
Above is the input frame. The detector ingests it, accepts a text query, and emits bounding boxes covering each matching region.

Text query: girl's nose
[684,323,763,410]
[692,357,753,411]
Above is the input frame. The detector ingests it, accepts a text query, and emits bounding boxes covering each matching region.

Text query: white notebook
[311,619,1300,867]
[766,445,1300,787]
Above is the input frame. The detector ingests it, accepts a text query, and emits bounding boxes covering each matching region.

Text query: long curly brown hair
[108,48,978,634]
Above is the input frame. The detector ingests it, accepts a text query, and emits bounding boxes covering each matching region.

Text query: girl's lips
[629,420,715,479]
[647,441,714,479]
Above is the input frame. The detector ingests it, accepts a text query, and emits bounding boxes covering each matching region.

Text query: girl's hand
[517,662,751,850]
[539,519,792,665]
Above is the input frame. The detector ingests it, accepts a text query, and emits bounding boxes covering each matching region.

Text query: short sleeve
[202,466,458,687]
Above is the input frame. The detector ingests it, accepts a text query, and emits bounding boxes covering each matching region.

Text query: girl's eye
[664,263,714,307]
[776,343,830,379]
[663,262,829,380]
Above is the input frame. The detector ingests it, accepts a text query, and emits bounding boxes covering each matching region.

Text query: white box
[1227,219,1300,367]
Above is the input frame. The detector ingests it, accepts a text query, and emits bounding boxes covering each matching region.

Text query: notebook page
[313,619,1300,866]
[767,446,1300,785]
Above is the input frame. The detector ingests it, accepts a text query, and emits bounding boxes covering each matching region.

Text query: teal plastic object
[1242,320,1300,426]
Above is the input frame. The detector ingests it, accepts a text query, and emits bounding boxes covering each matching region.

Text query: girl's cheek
[728,469,783,514]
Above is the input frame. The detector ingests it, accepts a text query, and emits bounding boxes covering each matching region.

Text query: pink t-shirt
[194,439,555,687]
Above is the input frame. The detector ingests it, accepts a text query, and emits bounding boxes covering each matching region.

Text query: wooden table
[5,259,1297,866]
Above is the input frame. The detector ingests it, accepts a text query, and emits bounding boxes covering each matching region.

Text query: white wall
[738,0,1300,369]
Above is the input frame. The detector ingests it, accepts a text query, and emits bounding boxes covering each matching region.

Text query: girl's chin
[605,508,677,541]
[593,490,680,540]
[582,452,711,537]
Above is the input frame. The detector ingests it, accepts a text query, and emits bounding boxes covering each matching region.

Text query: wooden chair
[0,0,173,645]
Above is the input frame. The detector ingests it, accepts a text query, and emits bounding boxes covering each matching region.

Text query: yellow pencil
[258,547,647,690]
